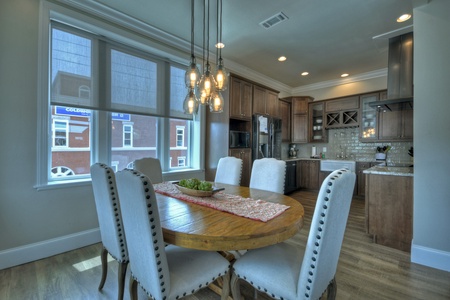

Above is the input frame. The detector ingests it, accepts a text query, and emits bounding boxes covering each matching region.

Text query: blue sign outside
[55,106,130,121]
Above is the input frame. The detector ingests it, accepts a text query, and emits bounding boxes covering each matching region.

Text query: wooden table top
[156,183,304,251]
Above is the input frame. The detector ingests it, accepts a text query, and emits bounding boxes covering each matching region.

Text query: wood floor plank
[1,190,449,299]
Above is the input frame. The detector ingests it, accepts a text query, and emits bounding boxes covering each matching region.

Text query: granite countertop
[363,165,414,177]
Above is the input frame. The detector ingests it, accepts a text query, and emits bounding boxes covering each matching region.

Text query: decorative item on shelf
[184,0,228,115]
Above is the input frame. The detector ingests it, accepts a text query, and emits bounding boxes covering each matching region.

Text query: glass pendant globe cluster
[183,0,228,115]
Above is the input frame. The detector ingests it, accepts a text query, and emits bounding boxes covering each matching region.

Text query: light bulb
[183,89,199,114]
[210,91,223,113]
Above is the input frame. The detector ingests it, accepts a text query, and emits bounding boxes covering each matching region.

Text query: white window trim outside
[52,118,69,148]
[35,1,206,190]
[123,123,133,147]
[176,125,184,148]
[177,156,186,167]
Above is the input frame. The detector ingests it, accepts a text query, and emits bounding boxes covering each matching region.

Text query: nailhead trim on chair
[127,169,229,300]
[98,163,129,263]
[303,170,344,299]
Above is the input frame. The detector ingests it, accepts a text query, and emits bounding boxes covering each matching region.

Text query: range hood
[369,32,413,110]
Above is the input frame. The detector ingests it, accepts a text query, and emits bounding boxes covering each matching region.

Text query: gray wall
[411,0,450,270]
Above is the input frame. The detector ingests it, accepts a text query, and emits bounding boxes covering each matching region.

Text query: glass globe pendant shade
[215,58,228,91]
[183,88,199,115]
[210,91,224,113]
[185,56,201,89]
[199,64,216,101]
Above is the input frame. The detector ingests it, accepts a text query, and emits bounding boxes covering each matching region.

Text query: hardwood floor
[1,190,449,300]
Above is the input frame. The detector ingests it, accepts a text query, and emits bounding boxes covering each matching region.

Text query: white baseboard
[0,228,101,270]
[411,240,450,272]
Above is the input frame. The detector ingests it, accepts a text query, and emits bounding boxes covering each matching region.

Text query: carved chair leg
[230,272,242,300]
[117,261,128,300]
[98,247,108,290]
[129,276,138,300]
[326,277,337,300]
[220,272,230,300]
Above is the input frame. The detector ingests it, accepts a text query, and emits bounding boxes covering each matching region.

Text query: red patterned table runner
[153,182,290,222]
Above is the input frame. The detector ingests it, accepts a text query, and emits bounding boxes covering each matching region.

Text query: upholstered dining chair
[115,169,231,300]
[215,156,243,185]
[133,157,163,184]
[249,158,286,194]
[231,168,356,300]
[90,163,129,300]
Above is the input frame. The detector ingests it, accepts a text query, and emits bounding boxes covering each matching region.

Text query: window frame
[35,1,205,190]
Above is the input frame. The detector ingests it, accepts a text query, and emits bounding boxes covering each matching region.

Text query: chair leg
[220,272,230,300]
[129,276,138,300]
[326,277,337,300]
[230,273,241,300]
[117,261,128,300]
[98,247,108,290]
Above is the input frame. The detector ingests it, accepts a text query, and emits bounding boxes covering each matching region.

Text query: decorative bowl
[174,184,224,197]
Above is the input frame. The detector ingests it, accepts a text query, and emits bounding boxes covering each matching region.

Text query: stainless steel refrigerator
[252,114,282,161]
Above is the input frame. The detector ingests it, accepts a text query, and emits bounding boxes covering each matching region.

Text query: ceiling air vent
[259,12,289,29]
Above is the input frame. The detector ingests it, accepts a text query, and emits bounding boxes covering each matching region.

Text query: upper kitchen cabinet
[253,85,279,117]
[324,96,359,128]
[278,98,291,142]
[309,102,327,143]
[378,102,413,141]
[360,92,381,142]
[230,76,253,120]
[289,96,312,143]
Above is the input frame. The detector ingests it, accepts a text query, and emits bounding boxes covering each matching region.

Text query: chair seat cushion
[166,245,230,299]
[233,242,304,300]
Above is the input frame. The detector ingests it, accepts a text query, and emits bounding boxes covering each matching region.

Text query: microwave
[229,131,250,148]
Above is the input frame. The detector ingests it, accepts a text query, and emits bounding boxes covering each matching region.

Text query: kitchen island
[363,165,413,252]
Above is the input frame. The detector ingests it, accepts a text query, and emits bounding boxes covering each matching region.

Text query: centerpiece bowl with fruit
[174,178,223,197]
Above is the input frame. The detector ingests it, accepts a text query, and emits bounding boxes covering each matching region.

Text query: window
[37,10,202,187]
[176,126,184,147]
[123,124,133,147]
[53,119,68,147]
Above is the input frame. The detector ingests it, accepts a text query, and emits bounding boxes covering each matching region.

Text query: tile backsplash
[282,127,413,164]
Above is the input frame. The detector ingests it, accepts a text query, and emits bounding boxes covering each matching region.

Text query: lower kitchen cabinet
[298,160,320,190]
[229,148,252,187]
[365,173,413,252]
[356,161,376,196]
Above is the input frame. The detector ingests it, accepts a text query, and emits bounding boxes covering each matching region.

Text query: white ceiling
[93,0,415,89]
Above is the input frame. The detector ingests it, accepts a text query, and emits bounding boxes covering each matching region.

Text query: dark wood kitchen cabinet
[378,102,413,141]
[298,159,320,190]
[278,99,291,142]
[230,76,253,120]
[229,148,252,187]
[356,161,376,196]
[309,102,327,143]
[291,96,311,143]
[324,96,359,128]
[365,173,413,252]
[284,160,298,194]
[253,85,279,117]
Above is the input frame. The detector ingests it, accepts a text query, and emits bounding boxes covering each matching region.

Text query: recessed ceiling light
[397,14,411,22]
[341,73,349,78]
[278,56,287,62]
[301,72,309,76]
[215,42,225,49]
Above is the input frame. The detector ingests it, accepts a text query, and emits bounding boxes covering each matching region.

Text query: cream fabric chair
[133,157,163,184]
[231,169,356,300]
[90,163,129,300]
[115,169,231,300]
[215,156,243,185]
[249,158,286,194]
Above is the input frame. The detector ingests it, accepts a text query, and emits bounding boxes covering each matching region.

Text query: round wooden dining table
[155,183,304,251]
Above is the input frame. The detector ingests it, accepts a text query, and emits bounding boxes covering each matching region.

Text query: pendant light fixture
[184,0,227,114]
[184,0,200,114]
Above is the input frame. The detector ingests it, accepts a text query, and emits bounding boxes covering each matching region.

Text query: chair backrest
[90,163,128,263]
[133,157,163,184]
[115,169,170,300]
[215,156,243,185]
[249,158,286,193]
[297,168,356,299]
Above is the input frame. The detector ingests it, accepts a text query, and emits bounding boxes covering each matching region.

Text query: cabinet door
[298,160,309,189]
[292,97,309,114]
[292,114,308,143]
[309,102,327,143]
[229,148,251,187]
[309,160,320,190]
[266,90,279,117]
[356,161,373,196]
[401,103,413,140]
[230,77,252,120]
[252,85,267,115]
[379,103,402,140]
[360,93,379,141]
[279,100,291,142]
